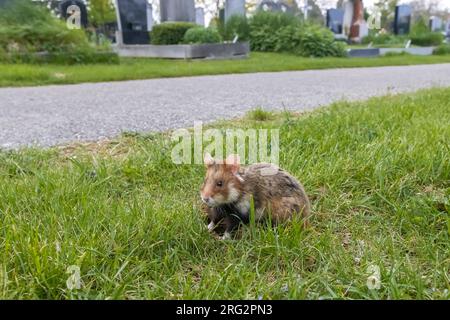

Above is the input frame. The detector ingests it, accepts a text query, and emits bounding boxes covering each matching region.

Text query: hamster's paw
[220,232,232,240]
[207,222,215,232]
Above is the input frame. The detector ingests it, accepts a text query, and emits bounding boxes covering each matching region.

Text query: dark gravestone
[219,8,225,25]
[348,48,380,58]
[116,0,149,45]
[394,4,411,35]
[59,0,88,29]
[327,9,344,34]
[160,0,195,23]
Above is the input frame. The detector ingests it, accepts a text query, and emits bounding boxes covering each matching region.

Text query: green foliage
[249,11,299,51]
[433,44,450,55]
[408,17,444,47]
[362,33,407,46]
[250,12,346,57]
[223,15,250,41]
[246,107,274,121]
[411,16,430,36]
[0,0,55,25]
[89,0,117,27]
[183,27,222,44]
[150,22,197,45]
[248,11,345,57]
[273,25,302,52]
[0,0,118,64]
[249,11,300,52]
[410,32,444,47]
[362,28,444,47]
[295,24,347,57]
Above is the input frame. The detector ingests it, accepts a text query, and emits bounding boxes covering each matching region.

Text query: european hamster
[200,153,311,239]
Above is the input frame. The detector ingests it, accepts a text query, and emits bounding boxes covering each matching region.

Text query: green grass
[246,107,275,121]
[1,52,450,87]
[0,88,449,299]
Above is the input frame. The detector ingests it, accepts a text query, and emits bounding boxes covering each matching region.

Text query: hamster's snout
[201,194,214,207]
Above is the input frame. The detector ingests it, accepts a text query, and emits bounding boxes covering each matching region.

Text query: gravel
[1,63,450,149]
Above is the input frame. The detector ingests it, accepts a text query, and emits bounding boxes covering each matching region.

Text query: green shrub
[296,24,347,57]
[0,0,118,64]
[248,11,345,58]
[433,44,450,55]
[411,16,430,36]
[0,0,55,26]
[183,27,222,44]
[362,33,407,46]
[274,25,302,52]
[223,15,250,41]
[250,10,300,31]
[410,32,444,46]
[150,22,197,45]
[249,11,299,52]
[409,16,444,47]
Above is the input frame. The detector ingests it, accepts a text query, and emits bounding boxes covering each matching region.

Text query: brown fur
[201,154,311,236]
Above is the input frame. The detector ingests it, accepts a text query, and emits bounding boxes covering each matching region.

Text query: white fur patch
[221,232,232,240]
[234,173,245,183]
[236,198,250,217]
[207,222,215,232]
[227,184,240,203]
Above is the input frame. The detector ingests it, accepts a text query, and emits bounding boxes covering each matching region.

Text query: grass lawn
[0,88,449,299]
[1,52,450,87]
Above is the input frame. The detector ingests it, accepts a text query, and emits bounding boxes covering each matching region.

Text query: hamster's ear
[225,154,240,174]
[204,153,215,167]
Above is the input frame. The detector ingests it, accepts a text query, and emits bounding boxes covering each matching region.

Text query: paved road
[1,64,450,148]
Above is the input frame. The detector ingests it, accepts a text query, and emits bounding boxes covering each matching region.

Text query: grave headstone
[225,0,246,22]
[196,7,205,26]
[394,4,411,35]
[160,0,195,23]
[326,9,344,34]
[219,8,225,25]
[429,16,442,32]
[349,0,367,42]
[59,0,88,29]
[115,0,149,45]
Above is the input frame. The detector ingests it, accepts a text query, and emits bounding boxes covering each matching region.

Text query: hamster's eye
[216,180,223,187]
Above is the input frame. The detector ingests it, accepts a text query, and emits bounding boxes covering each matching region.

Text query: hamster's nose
[201,196,211,204]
